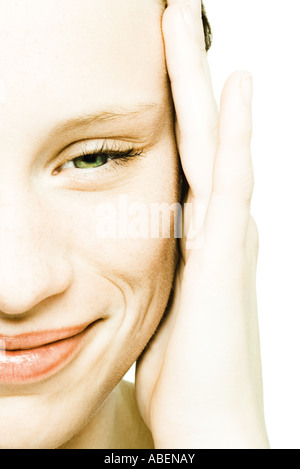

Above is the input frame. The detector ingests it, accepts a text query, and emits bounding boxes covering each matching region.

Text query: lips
[0,322,94,384]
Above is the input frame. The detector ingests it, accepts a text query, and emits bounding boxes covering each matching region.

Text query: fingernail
[241,72,253,105]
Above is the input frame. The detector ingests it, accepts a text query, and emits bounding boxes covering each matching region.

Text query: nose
[0,187,73,316]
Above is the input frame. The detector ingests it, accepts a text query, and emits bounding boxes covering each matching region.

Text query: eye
[73,153,108,169]
[53,141,145,175]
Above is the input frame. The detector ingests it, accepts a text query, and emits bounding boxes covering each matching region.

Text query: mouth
[0,321,99,384]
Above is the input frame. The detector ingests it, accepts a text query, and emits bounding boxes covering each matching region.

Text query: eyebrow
[49,103,159,137]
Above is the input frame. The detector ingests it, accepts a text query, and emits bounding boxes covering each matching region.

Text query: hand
[135,0,269,449]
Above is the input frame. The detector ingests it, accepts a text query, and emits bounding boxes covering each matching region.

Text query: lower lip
[0,328,89,384]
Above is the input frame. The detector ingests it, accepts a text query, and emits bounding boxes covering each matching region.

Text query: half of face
[0,0,179,448]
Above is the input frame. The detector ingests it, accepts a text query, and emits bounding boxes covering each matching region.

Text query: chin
[0,395,83,449]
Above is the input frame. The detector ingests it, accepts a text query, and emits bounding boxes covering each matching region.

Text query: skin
[0,0,177,449]
[0,0,270,449]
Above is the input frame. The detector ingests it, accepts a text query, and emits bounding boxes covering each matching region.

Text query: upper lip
[0,322,92,351]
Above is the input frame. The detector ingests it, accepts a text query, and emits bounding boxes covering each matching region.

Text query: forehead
[0,0,167,136]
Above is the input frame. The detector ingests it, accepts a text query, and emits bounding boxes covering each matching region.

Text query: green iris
[73,153,108,169]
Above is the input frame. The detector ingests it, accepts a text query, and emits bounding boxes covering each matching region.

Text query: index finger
[163,0,218,201]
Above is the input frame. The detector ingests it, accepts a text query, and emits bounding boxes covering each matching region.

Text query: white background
[125,0,300,449]
[206,0,300,449]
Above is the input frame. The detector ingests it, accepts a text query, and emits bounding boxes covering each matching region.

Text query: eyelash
[53,141,144,175]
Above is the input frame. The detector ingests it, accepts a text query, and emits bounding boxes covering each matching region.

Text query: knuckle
[176,113,219,150]
[239,168,255,202]
[219,130,252,150]
[213,165,254,203]
[248,215,260,253]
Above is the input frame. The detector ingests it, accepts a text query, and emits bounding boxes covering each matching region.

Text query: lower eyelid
[52,157,141,191]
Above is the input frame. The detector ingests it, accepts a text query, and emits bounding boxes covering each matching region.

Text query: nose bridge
[0,185,72,315]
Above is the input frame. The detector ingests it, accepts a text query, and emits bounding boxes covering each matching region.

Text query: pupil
[84,155,100,164]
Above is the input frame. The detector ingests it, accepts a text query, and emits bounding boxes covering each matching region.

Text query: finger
[204,71,254,257]
[163,0,218,201]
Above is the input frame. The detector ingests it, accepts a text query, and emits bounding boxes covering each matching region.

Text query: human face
[0,0,179,448]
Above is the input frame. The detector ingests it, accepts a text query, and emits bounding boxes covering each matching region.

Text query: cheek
[49,143,180,324]
[66,200,178,295]
[56,150,179,290]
